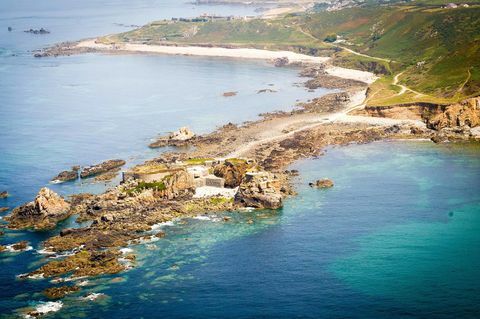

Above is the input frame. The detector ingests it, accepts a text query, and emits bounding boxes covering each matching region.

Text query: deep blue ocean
[1,1,479,318]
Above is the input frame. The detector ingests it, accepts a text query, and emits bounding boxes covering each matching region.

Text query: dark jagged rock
[24,28,50,34]
[5,188,71,230]
[309,178,334,188]
[51,166,79,183]
[80,159,125,179]
[257,88,277,94]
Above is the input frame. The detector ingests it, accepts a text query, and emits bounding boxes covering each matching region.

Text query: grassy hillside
[106,19,331,54]
[298,4,480,105]
[103,3,480,106]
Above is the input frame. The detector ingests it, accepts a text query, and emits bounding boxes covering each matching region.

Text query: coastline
[43,39,378,84]
[3,33,479,316]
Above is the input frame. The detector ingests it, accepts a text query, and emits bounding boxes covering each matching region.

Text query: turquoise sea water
[1,141,479,318]
[1,1,479,318]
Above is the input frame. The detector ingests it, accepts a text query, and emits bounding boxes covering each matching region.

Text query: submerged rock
[28,249,124,278]
[149,127,196,148]
[43,285,80,299]
[0,191,9,199]
[0,207,9,213]
[257,88,277,94]
[5,188,71,230]
[309,178,334,188]
[80,159,125,179]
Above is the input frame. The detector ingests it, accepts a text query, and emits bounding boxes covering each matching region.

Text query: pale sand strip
[77,39,329,64]
[77,39,378,83]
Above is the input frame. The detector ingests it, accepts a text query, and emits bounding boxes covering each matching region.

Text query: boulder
[213,160,249,188]
[5,188,71,230]
[235,171,283,209]
[0,191,9,199]
[309,178,334,188]
[223,91,237,97]
[149,127,195,148]
[273,57,289,67]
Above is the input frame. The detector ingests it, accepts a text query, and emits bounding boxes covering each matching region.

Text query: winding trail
[225,89,425,159]
[393,71,425,97]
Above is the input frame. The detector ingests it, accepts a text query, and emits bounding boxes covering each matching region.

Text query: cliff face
[359,97,480,131]
[426,97,480,130]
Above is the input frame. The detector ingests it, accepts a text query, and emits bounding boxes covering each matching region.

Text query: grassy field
[103,2,480,106]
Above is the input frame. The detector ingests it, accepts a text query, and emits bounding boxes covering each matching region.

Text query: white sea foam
[193,215,212,221]
[37,248,55,255]
[24,301,63,318]
[5,244,33,253]
[77,280,90,287]
[119,247,133,254]
[193,215,222,222]
[151,220,174,230]
[17,273,44,280]
[80,293,106,302]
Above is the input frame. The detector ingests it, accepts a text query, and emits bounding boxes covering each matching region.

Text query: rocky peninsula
[3,34,479,309]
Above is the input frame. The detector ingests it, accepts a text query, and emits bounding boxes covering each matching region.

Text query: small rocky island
[24,28,50,34]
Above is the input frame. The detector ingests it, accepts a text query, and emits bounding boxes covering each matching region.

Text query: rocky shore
[3,57,479,310]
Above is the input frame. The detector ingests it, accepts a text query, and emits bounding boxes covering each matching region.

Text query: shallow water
[1,1,479,318]
[0,0,326,209]
[2,141,479,318]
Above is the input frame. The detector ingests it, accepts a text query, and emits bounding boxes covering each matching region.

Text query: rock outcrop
[149,127,196,148]
[51,166,80,183]
[0,191,9,199]
[213,160,250,188]
[309,178,334,188]
[426,97,480,130]
[273,57,289,67]
[80,160,125,179]
[235,172,283,209]
[5,188,71,230]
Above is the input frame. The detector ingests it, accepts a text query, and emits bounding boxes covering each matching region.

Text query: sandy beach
[75,39,377,84]
[77,39,329,63]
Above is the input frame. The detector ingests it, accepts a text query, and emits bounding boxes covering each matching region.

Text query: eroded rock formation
[5,188,71,230]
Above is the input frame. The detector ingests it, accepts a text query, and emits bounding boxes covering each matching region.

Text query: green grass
[298,5,480,102]
[184,158,214,165]
[126,181,166,195]
[103,3,480,106]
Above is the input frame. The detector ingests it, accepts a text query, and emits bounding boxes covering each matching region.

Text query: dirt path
[457,67,472,93]
[393,71,425,97]
[225,89,424,158]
